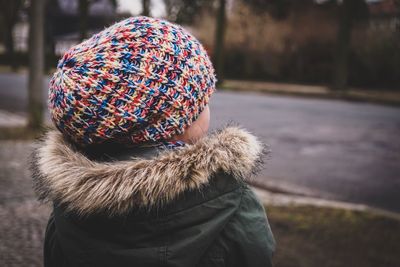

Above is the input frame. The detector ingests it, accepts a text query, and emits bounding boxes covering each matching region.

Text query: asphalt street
[1,73,400,212]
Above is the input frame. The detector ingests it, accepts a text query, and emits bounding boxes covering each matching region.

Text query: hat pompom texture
[49,16,216,145]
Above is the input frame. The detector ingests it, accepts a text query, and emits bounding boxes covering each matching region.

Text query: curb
[252,187,400,221]
[222,80,400,107]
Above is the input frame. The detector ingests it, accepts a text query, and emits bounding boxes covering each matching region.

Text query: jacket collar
[31,127,264,216]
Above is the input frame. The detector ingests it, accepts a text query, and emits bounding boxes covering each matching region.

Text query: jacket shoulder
[200,186,276,267]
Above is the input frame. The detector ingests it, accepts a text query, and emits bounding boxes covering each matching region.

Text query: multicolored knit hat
[49,16,216,145]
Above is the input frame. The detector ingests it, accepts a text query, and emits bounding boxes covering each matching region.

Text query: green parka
[32,127,275,267]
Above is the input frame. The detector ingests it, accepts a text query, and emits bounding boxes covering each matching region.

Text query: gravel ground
[0,141,50,267]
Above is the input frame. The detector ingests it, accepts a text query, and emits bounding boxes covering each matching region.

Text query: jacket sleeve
[220,185,276,267]
[44,212,68,267]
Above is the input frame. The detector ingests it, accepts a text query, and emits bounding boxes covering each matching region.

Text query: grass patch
[0,126,45,140]
[267,205,400,267]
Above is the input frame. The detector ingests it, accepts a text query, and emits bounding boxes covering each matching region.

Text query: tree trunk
[4,23,17,70]
[79,0,89,41]
[214,0,226,85]
[142,0,150,17]
[4,23,14,56]
[0,0,22,70]
[28,0,45,129]
[332,0,354,91]
[45,21,56,72]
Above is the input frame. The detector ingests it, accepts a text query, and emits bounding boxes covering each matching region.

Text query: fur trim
[31,127,264,216]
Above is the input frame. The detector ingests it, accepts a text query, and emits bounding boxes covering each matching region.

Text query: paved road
[210,91,400,213]
[1,73,400,213]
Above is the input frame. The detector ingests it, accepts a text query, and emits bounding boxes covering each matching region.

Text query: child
[32,17,275,267]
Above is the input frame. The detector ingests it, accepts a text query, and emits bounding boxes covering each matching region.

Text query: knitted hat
[49,16,216,145]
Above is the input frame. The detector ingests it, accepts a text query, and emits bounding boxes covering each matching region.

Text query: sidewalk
[0,110,45,140]
[252,187,400,221]
[0,110,27,127]
[223,80,400,106]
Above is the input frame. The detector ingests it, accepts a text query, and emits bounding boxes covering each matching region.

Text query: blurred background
[0,0,399,266]
[1,0,400,88]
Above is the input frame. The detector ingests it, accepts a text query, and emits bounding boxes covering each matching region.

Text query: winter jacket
[32,127,275,267]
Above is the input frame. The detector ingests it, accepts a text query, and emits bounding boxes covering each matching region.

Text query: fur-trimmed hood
[31,127,264,216]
